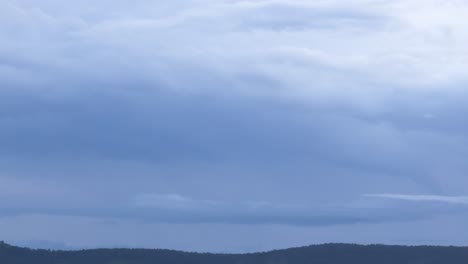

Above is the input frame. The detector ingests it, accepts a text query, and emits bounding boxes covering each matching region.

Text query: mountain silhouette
[1,241,467,264]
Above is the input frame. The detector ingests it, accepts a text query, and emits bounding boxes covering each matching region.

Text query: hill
[1,241,467,264]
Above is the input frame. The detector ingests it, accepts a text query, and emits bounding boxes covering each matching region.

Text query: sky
[1,0,468,253]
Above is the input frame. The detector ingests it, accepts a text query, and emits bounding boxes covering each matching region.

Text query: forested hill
[1,241,468,264]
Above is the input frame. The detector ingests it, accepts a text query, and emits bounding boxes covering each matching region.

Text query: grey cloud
[2,80,468,195]
[0,191,439,226]
[0,84,456,175]
[2,0,468,251]
[130,193,371,226]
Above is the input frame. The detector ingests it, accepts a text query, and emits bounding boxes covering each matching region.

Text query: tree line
[1,241,468,264]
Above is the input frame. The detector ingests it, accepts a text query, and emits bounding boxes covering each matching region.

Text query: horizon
[3,240,468,254]
[2,0,468,253]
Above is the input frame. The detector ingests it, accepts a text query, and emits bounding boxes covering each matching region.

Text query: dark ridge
[1,241,468,264]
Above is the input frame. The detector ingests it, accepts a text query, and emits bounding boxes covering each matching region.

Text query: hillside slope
[1,241,467,264]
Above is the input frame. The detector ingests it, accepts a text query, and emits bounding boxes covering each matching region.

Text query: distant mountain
[1,240,468,264]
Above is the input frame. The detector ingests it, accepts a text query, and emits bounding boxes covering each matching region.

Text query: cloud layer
[1,0,468,252]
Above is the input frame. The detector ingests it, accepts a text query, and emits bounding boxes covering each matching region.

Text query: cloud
[2,0,468,251]
[3,0,468,93]
[366,194,468,205]
[1,187,461,227]
[131,193,372,226]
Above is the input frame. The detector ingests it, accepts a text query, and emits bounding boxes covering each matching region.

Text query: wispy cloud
[366,194,468,205]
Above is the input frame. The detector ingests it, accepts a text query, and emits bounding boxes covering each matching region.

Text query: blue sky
[1,0,468,252]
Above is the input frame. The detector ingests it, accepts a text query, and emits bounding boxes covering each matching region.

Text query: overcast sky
[1,0,468,253]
